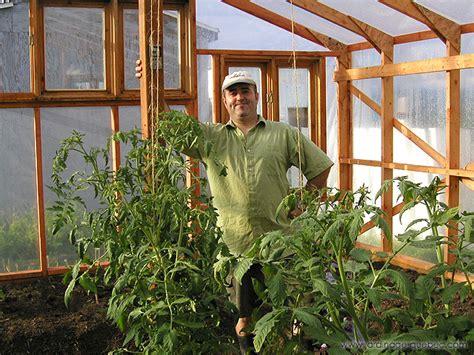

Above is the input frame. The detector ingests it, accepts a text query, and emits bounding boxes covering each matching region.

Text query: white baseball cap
[221,71,257,91]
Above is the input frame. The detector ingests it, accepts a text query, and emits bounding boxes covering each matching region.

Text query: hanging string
[289,1,305,194]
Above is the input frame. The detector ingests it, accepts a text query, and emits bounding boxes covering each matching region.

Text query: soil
[0,275,123,355]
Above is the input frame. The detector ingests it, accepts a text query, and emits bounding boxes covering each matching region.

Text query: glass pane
[228,66,262,115]
[0,1,30,92]
[278,68,310,188]
[119,106,141,164]
[124,9,139,90]
[0,109,39,273]
[164,10,181,89]
[44,7,105,90]
[42,107,111,267]
[393,73,446,167]
[392,170,443,264]
[198,55,213,124]
[352,48,380,68]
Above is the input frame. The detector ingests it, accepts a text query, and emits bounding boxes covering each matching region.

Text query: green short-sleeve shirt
[188,116,333,255]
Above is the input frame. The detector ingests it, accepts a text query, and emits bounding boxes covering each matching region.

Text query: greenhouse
[0,0,473,353]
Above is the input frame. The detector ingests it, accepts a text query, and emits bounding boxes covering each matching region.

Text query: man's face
[222,84,259,120]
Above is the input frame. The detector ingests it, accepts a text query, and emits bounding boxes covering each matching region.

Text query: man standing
[137,67,333,353]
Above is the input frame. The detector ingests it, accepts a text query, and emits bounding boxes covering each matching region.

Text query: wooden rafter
[379,0,461,52]
[222,0,349,65]
[290,0,393,60]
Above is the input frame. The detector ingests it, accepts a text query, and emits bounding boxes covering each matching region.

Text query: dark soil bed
[0,275,123,355]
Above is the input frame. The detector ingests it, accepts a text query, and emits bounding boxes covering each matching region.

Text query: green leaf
[253,310,282,352]
[383,308,414,328]
[441,283,465,304]
[433,207,459,226]
[267,269,286,306]
[368,288,382,311]
[384,269,413,298]
[174,318,206,329]
[350,248,372,262]
[78,273,97,294]
[64,277,77,308]
[293,308,321,329]
[234,258,253,284]
[343,259,367,274]
[373,215,392,242]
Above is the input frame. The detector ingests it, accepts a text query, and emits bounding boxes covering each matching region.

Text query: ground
[0,275,123,355]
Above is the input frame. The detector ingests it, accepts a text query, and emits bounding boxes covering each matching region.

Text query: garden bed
[0,275,123,354]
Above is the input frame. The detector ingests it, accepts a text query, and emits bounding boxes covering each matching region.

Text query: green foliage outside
[49,111,474,354]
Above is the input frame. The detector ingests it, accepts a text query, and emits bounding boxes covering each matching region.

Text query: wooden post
[381,48,394,253]
[138,0,165,139]
[445,41,461,265]
[337,55,352,191]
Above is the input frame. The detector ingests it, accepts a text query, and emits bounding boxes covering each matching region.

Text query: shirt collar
[225,115,267,128]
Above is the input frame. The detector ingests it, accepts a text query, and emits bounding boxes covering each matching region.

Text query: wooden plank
[334,53,474,81]
[30,0,41,96]
[0,270,44,282]
[0,98,140,109]
[197,49,336,57]
[349,84,447,166]
[34,107,47,276]
[189,0,198,99]
[461,163,474,191]
[222,0,333,49]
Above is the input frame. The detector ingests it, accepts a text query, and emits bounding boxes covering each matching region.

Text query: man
[137,67,333,353]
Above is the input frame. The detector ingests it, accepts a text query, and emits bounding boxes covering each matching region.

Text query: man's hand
[135,59,143,78]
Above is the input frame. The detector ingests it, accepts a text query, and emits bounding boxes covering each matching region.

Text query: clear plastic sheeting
[326,57,338,189]
[319,0,429,37]
[196,0,325,50]
[394,38,446,63]
[393,72,446,167]
[253,0,364,44]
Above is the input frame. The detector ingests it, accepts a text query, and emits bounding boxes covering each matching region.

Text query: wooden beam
[337,56,352,191]
[379,0,430,27]
[290,0,365,37]
[349,85,447,166]
[290,0,393,60]
[445,41,461,265]
[334,53,474,81]
[138,0,164,139]
[349,16,393,61]
[222,0,350,54]
[413,2,461,52]
[197,49,337,57]
[348,23,474,52]
[34,107,47,276]
[381,50,394,253]
[307,29,349,68]
[379,0,461,52]
[341,158,474,179]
